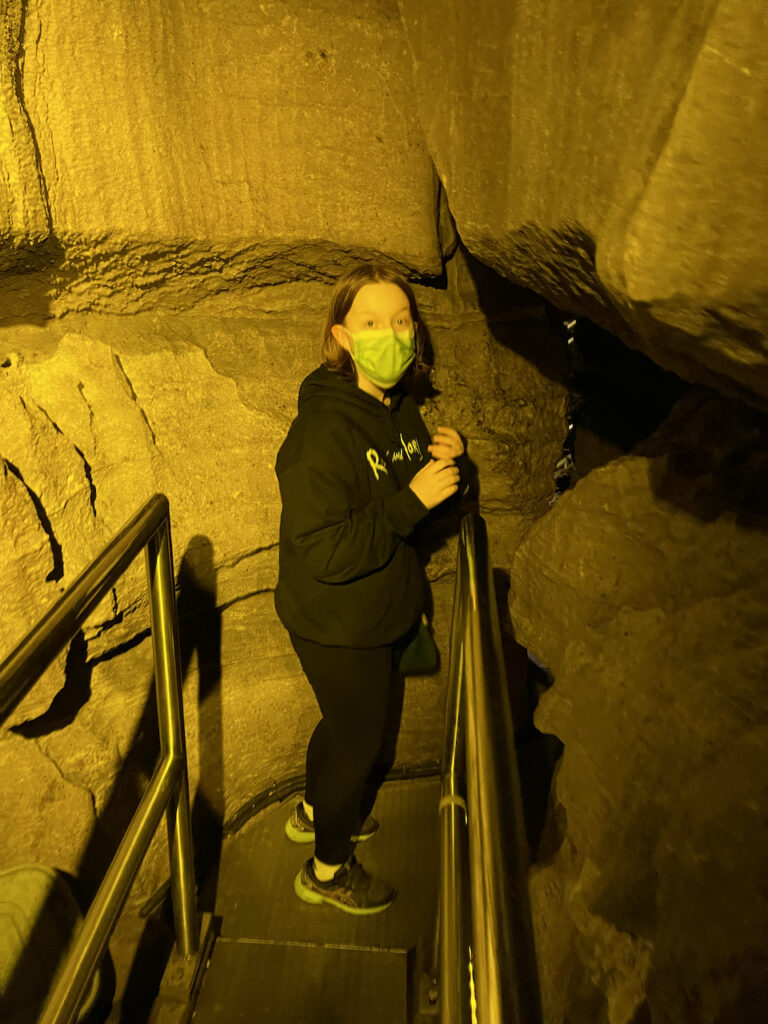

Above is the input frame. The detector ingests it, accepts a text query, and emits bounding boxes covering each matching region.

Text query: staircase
[191,776,441,1024]
[2,502,539,1024]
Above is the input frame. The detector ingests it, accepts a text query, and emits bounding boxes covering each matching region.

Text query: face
[332,281,415,349]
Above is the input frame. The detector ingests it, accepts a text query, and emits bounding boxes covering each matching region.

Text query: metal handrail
[435,513,543,1024]
[0,494,198,1024]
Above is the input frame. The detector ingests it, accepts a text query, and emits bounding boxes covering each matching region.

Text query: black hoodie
[274,366,433,647]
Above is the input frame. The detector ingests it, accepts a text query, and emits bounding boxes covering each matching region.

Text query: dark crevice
[77,380,95,430]
[564,316,691,457]
[220,543,279,569]
[217,587,275,613]
[111,352,158,445]
[33,401,62,434]
[73,444,97,515]
[4,459,64,581]
[13,0,53,229]
[26,402,98,515]
[85,598,124,644]
[89,627,151,667]
[547,312,693,494]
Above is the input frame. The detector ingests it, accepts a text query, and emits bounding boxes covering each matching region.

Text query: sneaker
[284,802,379,844]
[294,855,396,915]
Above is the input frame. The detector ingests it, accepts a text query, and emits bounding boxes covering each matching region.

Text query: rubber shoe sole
[284,813,314,844]
[293,858,395,915]
[284,804,379,845]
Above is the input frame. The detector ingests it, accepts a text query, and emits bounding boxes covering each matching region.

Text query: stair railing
[0,494,200,1024]
[433,513,543,1024]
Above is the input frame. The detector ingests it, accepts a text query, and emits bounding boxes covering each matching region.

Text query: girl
[274,263,465,914]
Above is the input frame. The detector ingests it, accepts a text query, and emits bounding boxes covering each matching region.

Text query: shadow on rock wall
[0,238,66,327]
[492,569,564,865]
[639,390,768,529]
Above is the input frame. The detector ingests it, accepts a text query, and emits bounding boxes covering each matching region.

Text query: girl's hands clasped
[427,426,464,461]
[410,425,465,509]
[409,458,461,510]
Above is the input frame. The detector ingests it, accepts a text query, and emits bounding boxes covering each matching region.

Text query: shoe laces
[340,855,370,889]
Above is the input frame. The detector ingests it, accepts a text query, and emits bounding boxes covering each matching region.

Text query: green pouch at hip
[398,619,439,676]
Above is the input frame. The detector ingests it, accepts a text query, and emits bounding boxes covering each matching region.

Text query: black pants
[290,633,408,864]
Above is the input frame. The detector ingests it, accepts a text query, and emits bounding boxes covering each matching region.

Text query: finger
[436,477,459,495]
[431,438,460,455]
[437,427,464,455]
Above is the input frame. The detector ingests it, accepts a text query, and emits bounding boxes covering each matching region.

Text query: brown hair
[321,263,432,384]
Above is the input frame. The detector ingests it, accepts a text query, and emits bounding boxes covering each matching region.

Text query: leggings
[290,632,407,864]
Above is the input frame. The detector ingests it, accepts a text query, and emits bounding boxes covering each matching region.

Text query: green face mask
[348,327,415,388]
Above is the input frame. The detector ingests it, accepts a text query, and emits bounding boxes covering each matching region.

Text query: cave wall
[0,0,50,271]
[0,0,457,316]
[398,0,768,406]
[1,2,767,1021]
[514,393,768,1023]
[0,249,567,903]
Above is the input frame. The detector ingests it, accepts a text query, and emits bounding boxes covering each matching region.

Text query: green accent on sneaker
[284,803,315,843]
[352,816,380,842]
[284,802,380,844]
[293,856,395,915]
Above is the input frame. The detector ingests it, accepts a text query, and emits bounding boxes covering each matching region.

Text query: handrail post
[1,495,205,1023]
[37,759,182,1024]
[434,539,473,1024]
[146,519,198,957]
[463,515,542,1024]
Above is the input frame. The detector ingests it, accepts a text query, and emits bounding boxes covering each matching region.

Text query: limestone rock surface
[0,0,50,271]
[0,252,567,906]
[0,729,95,877]
[509,393,768,1023]
[1,0,446,318]
[398,0,768,404]
[2,3,765,1008]
[5,0,765,409]
[0,459,66,719]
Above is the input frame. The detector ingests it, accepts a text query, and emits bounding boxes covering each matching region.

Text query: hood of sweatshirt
[297,365,406,419]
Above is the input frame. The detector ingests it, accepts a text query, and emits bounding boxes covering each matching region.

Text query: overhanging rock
[398,0,768,404]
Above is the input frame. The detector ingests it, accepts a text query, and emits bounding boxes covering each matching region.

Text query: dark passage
[558,316,691,485]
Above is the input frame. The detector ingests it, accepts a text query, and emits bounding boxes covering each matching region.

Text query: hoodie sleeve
[278,457,430,584]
